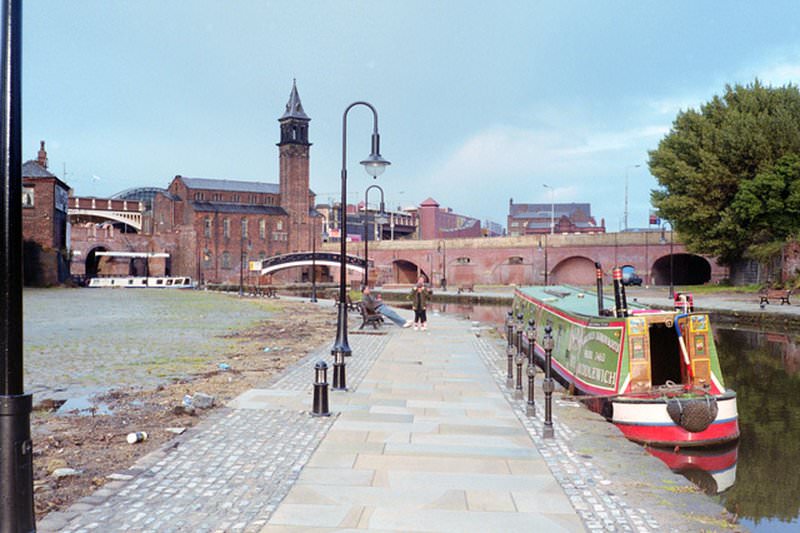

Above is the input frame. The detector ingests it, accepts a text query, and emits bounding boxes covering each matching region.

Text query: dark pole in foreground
[0,1,36,530]
[542,325,555,439]
[526,319,536,416]
[332,101,390,361]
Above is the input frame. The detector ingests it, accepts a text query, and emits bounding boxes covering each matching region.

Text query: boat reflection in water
[644,443,738,494]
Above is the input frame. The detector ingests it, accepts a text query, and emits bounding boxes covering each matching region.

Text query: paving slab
[262,316,584,532]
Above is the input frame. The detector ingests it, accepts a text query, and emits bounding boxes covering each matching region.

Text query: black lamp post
[239,220,250,298]
[363,184,387,289]
[1,1,36,530]
[310,213,318,303]
[661,221,674,299]
[331,102,390,359]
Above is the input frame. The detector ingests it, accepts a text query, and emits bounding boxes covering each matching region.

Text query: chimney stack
[37,140,48,168]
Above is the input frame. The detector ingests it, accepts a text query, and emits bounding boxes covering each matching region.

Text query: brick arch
[550,256,596,285]
[652,253,712,286]
[391,259,426,284]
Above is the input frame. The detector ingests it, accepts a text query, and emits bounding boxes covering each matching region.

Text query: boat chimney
[612,267,627,317]
[595,262,604,315]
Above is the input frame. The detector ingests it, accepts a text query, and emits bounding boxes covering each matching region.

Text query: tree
[649,81,800,265]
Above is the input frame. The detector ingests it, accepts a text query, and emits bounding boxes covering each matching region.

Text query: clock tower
[278,80,311,252]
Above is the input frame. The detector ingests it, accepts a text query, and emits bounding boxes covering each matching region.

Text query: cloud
[646,95,705,116]
[411,123,665,225]
[754,61,800,87]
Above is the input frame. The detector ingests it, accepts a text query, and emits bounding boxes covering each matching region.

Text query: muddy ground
[29,294,337,520]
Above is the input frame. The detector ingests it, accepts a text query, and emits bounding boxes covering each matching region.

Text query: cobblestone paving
[472,334,660,533]
[37,331,391,533]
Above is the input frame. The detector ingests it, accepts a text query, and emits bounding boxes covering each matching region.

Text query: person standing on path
[362,287,413,327]
[409,276,431,330]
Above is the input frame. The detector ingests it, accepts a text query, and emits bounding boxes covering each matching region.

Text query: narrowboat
[87,276,194,289]
[512,268,739,448]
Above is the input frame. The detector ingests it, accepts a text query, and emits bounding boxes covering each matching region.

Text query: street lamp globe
[360,153,391,177]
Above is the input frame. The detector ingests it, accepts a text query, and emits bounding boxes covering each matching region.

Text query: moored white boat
[87,276,194,288]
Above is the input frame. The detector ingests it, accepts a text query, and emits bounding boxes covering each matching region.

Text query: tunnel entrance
[652,254,711,286]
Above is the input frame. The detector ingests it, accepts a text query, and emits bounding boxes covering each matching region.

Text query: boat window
[508,256,524,265]
[128,279,134,285]
[156,279,164,285]
[166,279,173,286]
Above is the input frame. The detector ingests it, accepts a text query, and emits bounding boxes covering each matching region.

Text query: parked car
[622,273,643,286]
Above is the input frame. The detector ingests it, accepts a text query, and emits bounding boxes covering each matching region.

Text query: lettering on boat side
[560,325,622,389]
[576,362,617,387]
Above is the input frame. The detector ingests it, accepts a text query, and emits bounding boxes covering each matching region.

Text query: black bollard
[514,346,524,398]
[332,349,347,391]
[312,361,330,416]
[512,313,524,391]
[506,311,515,386]
[526,319,536,416]
[543,325,555,438]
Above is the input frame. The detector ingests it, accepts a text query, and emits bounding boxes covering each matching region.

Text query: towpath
[38,301,734,532]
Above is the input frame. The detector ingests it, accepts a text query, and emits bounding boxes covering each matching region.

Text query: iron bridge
[259,252,366,275]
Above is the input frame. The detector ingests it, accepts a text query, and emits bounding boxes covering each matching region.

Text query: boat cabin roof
[517,285,650,319]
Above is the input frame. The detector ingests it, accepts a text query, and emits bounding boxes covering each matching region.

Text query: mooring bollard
[514,313,524,387]
[543,324,555,438]
[332,349,347,391]
[514,342,525,398]
[526,318,536,416]
[312,360,331,416]
[505,311,515,385]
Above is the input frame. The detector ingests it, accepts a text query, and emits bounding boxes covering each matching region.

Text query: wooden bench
[252,286,277,298]
[760,289,792,305]
[334,293,360,311]
[357,302,384,329]
[457,284,474,294]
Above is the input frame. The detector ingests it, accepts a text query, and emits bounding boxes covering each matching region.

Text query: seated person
[361,287,413,328]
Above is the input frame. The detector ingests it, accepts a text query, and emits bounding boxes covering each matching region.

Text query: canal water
[428,302,800,533]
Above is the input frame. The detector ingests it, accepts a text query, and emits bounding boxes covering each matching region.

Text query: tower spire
[281,78,309,120]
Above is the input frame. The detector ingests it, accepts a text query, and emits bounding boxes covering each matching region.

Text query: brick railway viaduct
[321,231,726,288]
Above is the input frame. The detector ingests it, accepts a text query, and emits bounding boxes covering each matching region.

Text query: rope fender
[667,395,718,433]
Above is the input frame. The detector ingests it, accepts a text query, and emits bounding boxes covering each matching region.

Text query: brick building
[417,198,483,240]
[507,199,605,236]
[63,81,319,285]
[22,141,71,285]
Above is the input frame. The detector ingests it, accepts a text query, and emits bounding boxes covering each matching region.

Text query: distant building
[318,202,417,242]
[483,219,505,237]
[22,141,71,285]
[507,198,605,236]
[418,198,482,240]
[65,81,322,285]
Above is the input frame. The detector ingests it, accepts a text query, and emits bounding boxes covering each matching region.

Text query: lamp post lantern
[332,102,390,360]
[363,184,387,289]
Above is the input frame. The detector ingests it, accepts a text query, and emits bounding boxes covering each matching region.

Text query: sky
[21,1,800,231]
